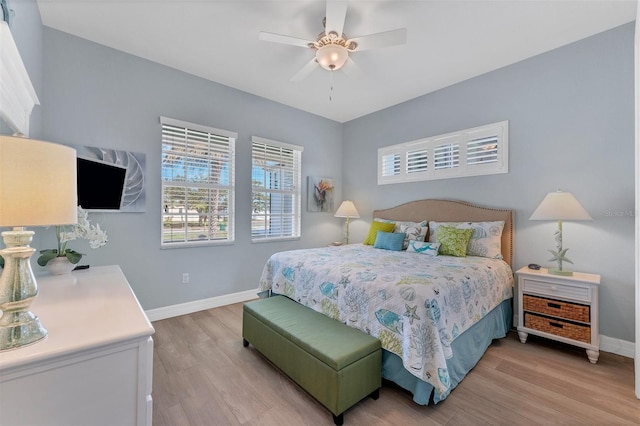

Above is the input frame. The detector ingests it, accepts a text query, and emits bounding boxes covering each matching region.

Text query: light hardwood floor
[152,302,638,425]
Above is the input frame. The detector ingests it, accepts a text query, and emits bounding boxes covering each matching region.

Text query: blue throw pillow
[373,231,405,251]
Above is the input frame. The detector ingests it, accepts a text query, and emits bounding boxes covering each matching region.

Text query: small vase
[46,257,76,275]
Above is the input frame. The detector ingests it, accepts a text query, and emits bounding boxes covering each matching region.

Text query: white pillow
[375,218,427,249]
[406,241,440,256]
[429,221,504,259]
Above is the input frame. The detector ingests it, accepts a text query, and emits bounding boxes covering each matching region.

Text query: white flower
[57,206,108,253]
[86,223,108,249]
[59,231,80,244]
[38,206,109,266]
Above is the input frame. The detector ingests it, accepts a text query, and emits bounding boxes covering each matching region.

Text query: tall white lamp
[529,189,592,276]
[0,135,77,350]
[334,200,360,244]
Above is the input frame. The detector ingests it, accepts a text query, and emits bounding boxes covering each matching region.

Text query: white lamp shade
[0,135,78,227]
[529,190,592,221]
[334,200,360,218]
[316,44,349,71]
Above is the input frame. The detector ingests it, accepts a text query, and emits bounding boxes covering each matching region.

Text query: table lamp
[529,189,592,276]
[0,135,77,350]
[334,200,360,244]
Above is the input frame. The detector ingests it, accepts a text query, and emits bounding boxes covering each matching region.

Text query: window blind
[161,117,236,246]
[251,136,303,241]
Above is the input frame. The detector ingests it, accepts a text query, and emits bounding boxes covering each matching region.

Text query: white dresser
[0,265,155,426]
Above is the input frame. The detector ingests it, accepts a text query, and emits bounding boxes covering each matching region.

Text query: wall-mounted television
[76,156,127,211]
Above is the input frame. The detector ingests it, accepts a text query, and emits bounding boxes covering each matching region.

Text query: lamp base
[0,311,47,350]
[548,268,574,276]
[0,228,48,351]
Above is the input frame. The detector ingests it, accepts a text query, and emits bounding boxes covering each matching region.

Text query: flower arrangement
[37,206,108,266]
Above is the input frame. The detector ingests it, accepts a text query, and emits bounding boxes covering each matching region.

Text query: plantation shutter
[378,121,508,184]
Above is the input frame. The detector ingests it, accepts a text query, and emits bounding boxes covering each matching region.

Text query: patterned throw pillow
[375,218,428,249]
[373,231,405,251]
[363,221,396,245]
[406,241,440,256]
[429,221,505,259]
[436,226,473,257]
[398,221,428,249]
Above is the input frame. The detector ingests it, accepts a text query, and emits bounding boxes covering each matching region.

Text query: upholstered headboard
[372,199,514,268]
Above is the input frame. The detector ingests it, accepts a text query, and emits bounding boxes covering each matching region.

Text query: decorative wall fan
[259,0,407,82]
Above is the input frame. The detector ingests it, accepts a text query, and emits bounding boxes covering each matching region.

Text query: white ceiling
[36,0,636,123]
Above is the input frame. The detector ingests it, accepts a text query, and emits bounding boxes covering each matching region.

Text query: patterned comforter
[258,244,513,396]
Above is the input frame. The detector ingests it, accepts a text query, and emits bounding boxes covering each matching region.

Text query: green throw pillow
[437,226,473,257]
[363,221,395,245]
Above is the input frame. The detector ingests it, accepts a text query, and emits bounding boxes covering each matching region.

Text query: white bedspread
[259,244,513,395]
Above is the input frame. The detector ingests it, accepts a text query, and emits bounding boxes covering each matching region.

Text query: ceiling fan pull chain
[329,70,334,102]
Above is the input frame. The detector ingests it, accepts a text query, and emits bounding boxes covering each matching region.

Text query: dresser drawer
[523,295,590,323]
[521,278,591,302]
[524,312,591,344]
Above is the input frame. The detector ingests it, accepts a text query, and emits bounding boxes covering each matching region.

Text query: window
[161,117,236,247]
[251,136,303,242]
[377,121,508,185]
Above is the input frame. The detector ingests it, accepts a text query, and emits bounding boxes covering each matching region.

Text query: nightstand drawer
[524,313,591,343]
[523,295,590,323]
[522,278,591,302]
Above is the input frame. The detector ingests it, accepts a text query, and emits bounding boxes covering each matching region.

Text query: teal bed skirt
[381,299,513,405]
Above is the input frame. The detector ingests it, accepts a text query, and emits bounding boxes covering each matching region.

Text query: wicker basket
[523,295,590,323]
[524,312,590,343]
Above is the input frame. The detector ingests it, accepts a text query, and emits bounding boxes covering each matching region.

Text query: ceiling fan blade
[259,31,314,48]
[290,58,319,82]
[325,0,348,37]
[348,28,407,51]
[341,57,362,78]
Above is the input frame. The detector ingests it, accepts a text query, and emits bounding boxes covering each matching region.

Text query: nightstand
[516,266,600,363]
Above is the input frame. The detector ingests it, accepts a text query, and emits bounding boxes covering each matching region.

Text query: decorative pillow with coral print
[436,226,473,257]
[406,241,440,256]
[375,218,428,249]
[398,221,428,249]
[429,221,504,259]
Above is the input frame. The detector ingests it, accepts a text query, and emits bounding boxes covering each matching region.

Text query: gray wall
[38,28,344,310]
[343,23,636,342]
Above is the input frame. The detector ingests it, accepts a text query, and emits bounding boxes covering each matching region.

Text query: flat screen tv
[77,156,127,211]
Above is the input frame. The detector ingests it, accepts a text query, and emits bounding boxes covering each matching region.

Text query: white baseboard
[600,335,636,358]
[145,289,258,322]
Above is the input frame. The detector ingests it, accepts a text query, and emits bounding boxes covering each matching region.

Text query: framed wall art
[307,176,334,212]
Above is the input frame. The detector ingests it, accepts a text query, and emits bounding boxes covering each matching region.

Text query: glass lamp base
[0,311,47,350]
[548,268,574,276]
[0,228,48,351]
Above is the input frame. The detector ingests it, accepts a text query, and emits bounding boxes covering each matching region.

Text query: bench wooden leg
[242,338,249,347]
[369,388,380,400]
[332,413,343,426]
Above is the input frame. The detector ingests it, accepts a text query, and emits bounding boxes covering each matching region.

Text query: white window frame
[251,136,303,242]
[160,116,236,248]
[378,121,508,185]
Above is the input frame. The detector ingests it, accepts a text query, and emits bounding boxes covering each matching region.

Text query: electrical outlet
[182,273,189,284]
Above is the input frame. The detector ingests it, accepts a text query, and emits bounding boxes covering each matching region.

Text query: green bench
[242,295,382,425]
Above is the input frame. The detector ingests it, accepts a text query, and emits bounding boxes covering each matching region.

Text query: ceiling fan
[259,0,407,82]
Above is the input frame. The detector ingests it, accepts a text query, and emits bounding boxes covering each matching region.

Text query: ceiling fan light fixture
[316,44,348,71]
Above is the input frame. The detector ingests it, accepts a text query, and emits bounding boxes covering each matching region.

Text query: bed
[258,199,514,405]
